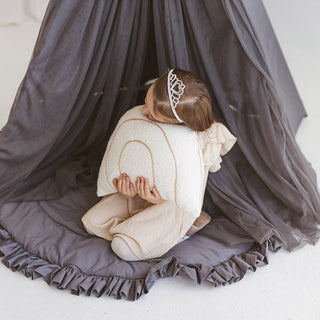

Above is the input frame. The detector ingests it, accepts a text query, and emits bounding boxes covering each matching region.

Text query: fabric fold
[197,122,238,173]
[1,0,319,302]
[0,225,282,301]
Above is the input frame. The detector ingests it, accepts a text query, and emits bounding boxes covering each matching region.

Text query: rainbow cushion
[96,105,206,218]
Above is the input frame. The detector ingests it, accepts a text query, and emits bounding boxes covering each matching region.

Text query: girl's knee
[111,237,141,261]
[81,215,95,235]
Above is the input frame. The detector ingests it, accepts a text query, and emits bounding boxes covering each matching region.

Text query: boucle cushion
[96,105,205,218]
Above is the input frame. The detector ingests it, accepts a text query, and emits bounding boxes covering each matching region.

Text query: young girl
[81,68,237,261]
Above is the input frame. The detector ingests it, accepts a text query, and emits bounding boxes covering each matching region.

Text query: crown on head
[167,69,185,122]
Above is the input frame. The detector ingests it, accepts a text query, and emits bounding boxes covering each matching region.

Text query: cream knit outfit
[81,122,237,260]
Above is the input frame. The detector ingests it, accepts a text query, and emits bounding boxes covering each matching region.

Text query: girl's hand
[135,176,166,204]
[113,173,137,199]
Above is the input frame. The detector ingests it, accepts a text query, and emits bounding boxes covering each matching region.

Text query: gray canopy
[1,0,319,301]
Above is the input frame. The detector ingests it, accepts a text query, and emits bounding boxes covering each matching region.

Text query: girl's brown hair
[152,68,217,132]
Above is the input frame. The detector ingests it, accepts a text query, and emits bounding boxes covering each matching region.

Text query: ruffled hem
[0,226,281,301]
[197,122,237,173]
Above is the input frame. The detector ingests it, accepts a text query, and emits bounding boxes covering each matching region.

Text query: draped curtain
[0,0,319,301]
[152,0,320,251]
[0,0,150,205]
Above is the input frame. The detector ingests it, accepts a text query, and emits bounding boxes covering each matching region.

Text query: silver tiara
[167,69,185,122]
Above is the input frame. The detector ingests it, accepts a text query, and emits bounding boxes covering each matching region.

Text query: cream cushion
[96,105,205,218]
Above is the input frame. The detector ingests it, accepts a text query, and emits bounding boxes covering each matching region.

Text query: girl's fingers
[120,173,127,191]
[144,178,151,197]
[152,186,160,198]
[113,178,118,189]
[118,175,123,191]
[126,176,131,193]
[134,177,156,200]
[139,178,145,197]
[124,176,129,193]
[122,176,127,193]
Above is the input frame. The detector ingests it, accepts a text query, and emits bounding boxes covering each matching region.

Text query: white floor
[0,1,320,319]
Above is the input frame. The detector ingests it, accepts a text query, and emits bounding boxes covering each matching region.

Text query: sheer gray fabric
[0,0,319,301]
[153,0,320,251]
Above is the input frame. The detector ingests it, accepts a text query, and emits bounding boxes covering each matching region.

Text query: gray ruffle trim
[0,227,281,301]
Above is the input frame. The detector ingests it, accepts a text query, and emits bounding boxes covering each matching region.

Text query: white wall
[0,0,49,25]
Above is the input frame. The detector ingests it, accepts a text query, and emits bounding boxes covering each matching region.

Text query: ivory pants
[81,192,197,260]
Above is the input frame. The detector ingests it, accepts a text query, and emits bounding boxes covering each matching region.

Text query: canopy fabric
[0,0,319,301]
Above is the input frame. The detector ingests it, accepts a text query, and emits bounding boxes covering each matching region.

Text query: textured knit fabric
[96,105,206,219]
